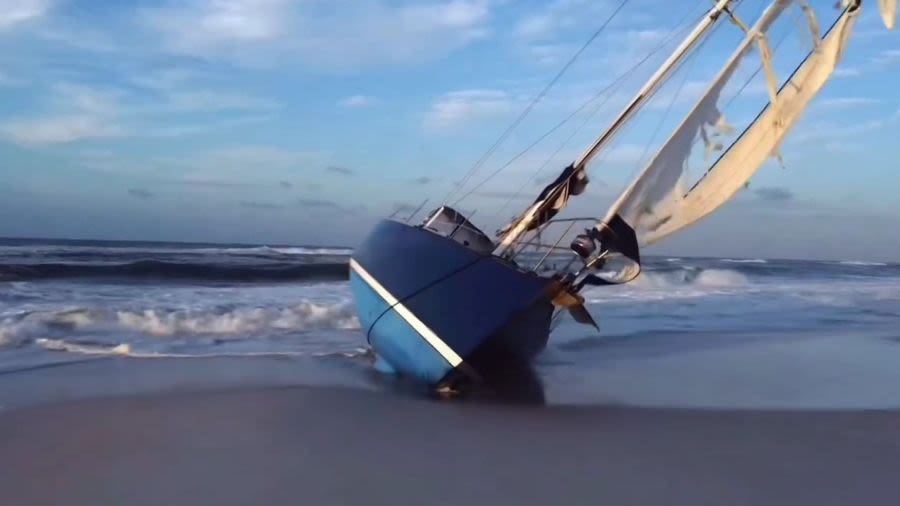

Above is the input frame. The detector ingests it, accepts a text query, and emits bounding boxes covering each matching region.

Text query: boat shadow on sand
[369,359,547,406]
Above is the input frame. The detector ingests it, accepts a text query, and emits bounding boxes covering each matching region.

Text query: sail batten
[594,0,863,280]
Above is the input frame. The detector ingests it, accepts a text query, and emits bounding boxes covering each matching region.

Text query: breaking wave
[0,260,349,282]
[721,258,768,264]
[837,260,888,267]
[634,268,750,289]
[0,300,359,347]
[114,301,359,337]
[33,338,369,360]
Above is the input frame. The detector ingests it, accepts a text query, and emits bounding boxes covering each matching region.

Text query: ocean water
[3,238,900,407]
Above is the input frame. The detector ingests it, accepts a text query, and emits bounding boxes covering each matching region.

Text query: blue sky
[0,0,897,260]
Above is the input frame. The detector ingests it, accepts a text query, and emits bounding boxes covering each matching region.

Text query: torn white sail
[599,1,861,257]
[881,0,897,29]
[495,0,737,254]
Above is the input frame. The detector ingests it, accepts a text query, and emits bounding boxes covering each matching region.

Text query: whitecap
[721,258,768,264]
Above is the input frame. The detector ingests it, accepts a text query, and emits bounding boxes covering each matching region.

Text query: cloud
[818,97,879,110]
[161,179,262,188]
[834,67,862,78]
[411,176,432,185]
[325,165,355,176]
[296,197,366,216]
[754,186,794,203]
[141,0,492,70]
[1,115,124,146]
[297,197,341,209]
[166,91,279,112]
[793,118,890,144]
[0,71,27,88]
[147,114,275,138]
[239,200,284,210]
[0,83,125,146]
[127,188,155,199]
[339,95,378,108]
[423,89,514,130]
[152,145,320,188]
[512,0,620,42]
[0,0,52,30]
[142,0,293,55]
[872,49,900,66]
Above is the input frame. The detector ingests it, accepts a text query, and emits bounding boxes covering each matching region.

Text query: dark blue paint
[351,220,557,384]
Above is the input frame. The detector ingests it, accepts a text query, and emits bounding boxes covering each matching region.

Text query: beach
[2,364,900,506]
[3,354,900,505]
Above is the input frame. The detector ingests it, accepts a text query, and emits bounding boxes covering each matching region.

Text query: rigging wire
[627,3,732,176]
[454,0,709,215]
[682,3,804,176]
[442,0,632,205]
[686,3,845,195]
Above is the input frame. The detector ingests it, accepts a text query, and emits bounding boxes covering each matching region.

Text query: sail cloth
[881,0,897,29]
[595,0,861,281]
[522,164,588,230]
[496,164,588,249]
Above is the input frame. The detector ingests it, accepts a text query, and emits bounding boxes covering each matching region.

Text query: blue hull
[350,220,556,385]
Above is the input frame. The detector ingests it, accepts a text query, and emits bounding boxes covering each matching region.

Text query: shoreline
[7,327,900,411]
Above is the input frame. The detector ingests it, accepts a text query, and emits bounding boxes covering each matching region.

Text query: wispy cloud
[148,114,275,138]
[338,95,378,108]
[325,165,355,176]
[818,97,880,110]
[872,49,900,66]
[297,197,341,209]
[754,186,794,203]
[834,67,862,78]
[0,84,125,145]
[0,71,27,88]
[141,0,492,70]
[0,115,123,146]
[296,197,366,216]
[166,90,279,112]
[127,188,155,200]
[239,200,284,210]
[423,89,514,130]
[0,0,52,31]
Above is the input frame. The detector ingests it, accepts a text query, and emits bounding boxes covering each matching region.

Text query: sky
[0,0,897,261]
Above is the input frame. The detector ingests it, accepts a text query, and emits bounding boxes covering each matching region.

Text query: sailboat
[349,0,896,388]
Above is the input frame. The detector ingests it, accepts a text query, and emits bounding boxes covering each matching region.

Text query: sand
[2,381,900,506]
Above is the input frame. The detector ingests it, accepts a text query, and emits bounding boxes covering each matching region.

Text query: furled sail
[595,0,862,282]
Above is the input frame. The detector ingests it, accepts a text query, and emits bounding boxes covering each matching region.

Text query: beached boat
[350,0,896,388]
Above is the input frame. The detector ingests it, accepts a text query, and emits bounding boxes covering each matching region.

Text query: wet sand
[2,384,900,506]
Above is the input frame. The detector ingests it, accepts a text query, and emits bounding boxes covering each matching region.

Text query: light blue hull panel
[349,271,454,384]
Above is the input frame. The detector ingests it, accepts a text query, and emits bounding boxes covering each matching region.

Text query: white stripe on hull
[349,259,464,367]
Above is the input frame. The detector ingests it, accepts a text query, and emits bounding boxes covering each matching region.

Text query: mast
[585,0,869,287]
[496,0,735,253]
[573,0,734,170]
